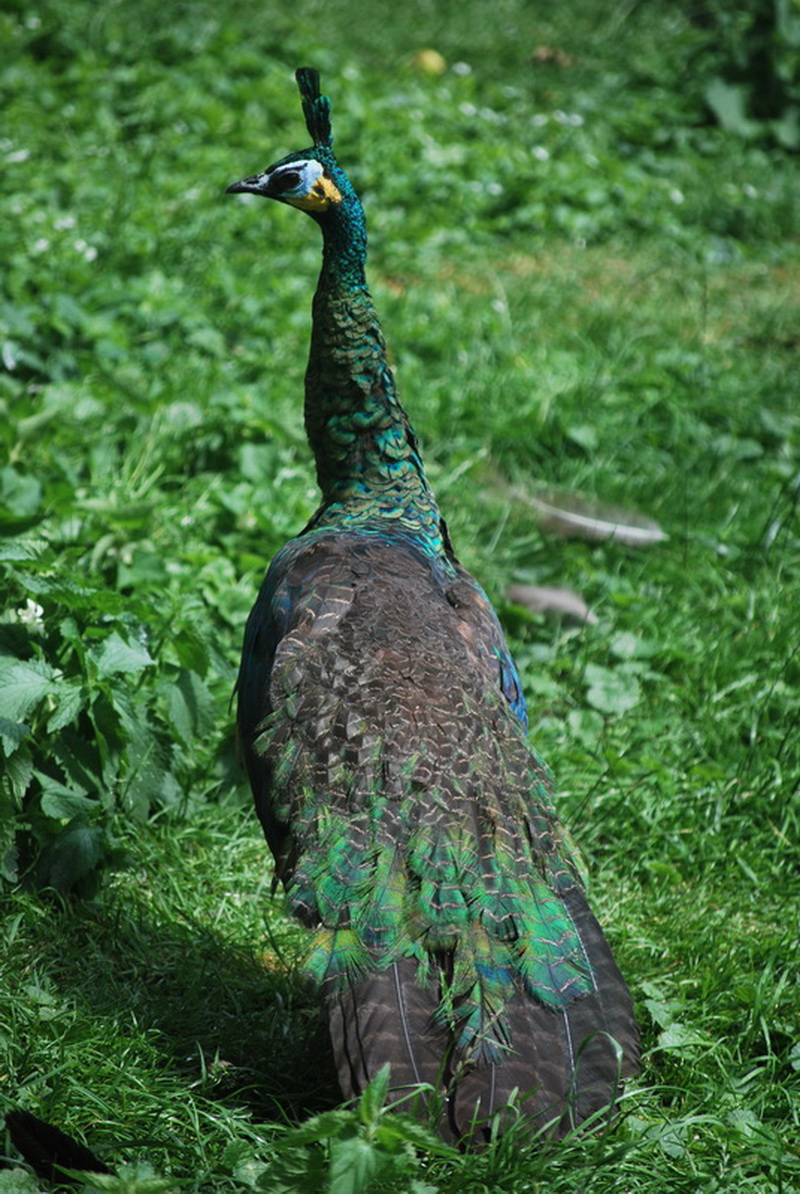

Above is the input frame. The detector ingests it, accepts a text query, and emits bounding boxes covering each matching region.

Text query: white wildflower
[18,599,44,626]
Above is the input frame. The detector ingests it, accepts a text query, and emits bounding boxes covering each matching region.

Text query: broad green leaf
[171,622,211,676]
[46,679,84,732]
[21,574,126,616]
[43,821,106,891]
[328,1135,383,1194]
[165,669,216,746]
[257,1144,328,1194]
[93,633,154,678]
[37,772,97,821]
[1,747,33,801]
[0,540,47,562]
[0,657,56,720]
[52,736,105,800]
[287,1111,354,1146]
[373,1116,452,1156]
[358,1063,391,1125]
[0,715,30,755]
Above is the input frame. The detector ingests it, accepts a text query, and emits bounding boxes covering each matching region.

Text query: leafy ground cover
[1,1,799,1190]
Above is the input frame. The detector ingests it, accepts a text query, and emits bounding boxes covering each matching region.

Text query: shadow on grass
[25,879,341,1126]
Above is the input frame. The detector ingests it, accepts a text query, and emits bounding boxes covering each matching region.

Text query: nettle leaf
[358,1062,391,1125]
[0,715,30,756]
[287,1111,354,1146]
[88,692,126,787]
[164,668,217,746]
[257,1143,328,1194]
[22,574,126,616]
[328,1134,384,1194]
[171,621,211,676]
[2,747,34,802]
[0,540,47,562]
[36,772,97,821]
[93,632,154,678]
[46,678,84,733]
[42,820,106,891]
[0,656,57,721]
[124,739,179,819]
[52,734,105,800]
[374,1116,450,1155]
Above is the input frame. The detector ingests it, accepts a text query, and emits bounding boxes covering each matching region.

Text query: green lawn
[1,1,799,1191]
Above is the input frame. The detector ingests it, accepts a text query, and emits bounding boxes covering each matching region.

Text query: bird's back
[238,529,638,1140]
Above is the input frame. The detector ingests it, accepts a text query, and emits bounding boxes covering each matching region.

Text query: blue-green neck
[303,198,449,561]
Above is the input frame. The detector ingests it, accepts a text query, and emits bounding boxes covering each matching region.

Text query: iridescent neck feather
[302,158,450,562]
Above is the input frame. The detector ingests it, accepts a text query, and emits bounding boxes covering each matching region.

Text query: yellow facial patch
[291,176,342,212]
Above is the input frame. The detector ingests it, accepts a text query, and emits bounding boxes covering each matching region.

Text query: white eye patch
[270,159,325,197]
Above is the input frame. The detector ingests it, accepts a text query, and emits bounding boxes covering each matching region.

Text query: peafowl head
[226,68,362,231]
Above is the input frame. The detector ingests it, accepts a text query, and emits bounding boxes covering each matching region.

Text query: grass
[2,0,799,1190]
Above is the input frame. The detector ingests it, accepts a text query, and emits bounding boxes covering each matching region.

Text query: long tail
[326,889,639,1145]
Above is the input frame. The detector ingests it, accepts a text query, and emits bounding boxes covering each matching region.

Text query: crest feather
[296,67,334,148]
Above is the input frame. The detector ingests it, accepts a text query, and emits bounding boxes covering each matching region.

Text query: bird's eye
[277,170,303,191]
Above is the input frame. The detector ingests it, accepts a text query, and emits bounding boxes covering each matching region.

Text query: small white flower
[486,181,503,196]
[7,148,30,163]
[669,188,685,205]
[532,113,548,127]
[33,237,50,253]
[743,183,758,198]
[452,61,472,75]
[459,102,477,117]
[532,146,550,161]
[55,214,77,230]
[18,599,45,625]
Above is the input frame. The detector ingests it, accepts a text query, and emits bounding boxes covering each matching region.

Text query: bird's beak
[226,173,269,196]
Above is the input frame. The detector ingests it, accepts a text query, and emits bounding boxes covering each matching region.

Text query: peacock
[228,68,639,1144]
